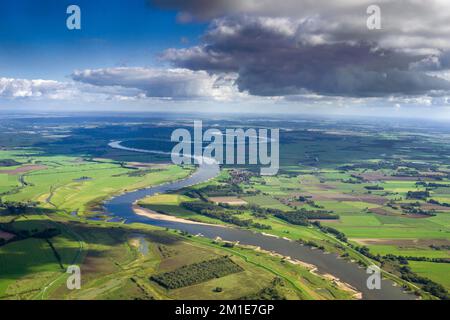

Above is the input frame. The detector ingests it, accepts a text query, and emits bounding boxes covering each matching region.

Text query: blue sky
[0,0,206,80]
[1,0,450,119]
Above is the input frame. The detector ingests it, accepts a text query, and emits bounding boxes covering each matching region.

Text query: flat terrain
[0,149,352,300]
[0,115,449,300]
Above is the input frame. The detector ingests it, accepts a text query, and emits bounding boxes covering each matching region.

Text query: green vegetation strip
[150,256,243,289]
[180,234,309,298]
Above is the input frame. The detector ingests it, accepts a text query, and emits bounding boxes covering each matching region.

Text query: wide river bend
[105,141,415,300]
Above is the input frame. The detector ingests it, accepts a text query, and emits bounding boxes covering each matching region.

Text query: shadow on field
[0,212,183,298]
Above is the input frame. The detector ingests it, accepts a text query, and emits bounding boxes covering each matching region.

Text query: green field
[408,261,450,291]
[0,150,357,300]
[1,117,450,300]
[1,154,190,216]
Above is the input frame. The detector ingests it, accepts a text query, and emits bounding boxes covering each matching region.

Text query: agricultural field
[0,116,449,300]
[236,165,449,295]
[131,119,450,299]
[0,151,191,216]
[0,209,354,300]
[0,148,353,300]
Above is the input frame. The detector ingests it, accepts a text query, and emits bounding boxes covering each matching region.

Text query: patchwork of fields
[0,150,354,300]
[1,117,449,300]
[136,124,450,297]
[241,169,450,291]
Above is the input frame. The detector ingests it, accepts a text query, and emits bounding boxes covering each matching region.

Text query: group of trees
[297,196,324,209]
[182,184,257,201]
[400,203,436,217]
[182,170,259,199]
[0,200,38,215]
[364,185,384,191]
[150,256,243,289]
[181,193,339,232]
[273,209,339,227]
[239,278,286,300]
[0,159,21,167]
[273,211,309,226]
[427,199,450,207]
[181,201,271,230]
[406,190,430,200]
[394,168,420,177]
[349,247,450,300]
[399,265,449,300]
[0,200,41,246]
[393,254,449,264]
[429,244,450,251]
[339,161,399,171]
[311,221,347,242]
[416,181,450,188]
[297,239,325,250]
[227,169,255,185]
[197,184,243,197]
[218,203,337,221]
[338,160,439,176]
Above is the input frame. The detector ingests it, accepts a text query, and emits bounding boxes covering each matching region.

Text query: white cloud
[71,67,245,101]
[0,78,72,99]
[4,0,450,113]
[0,67,248,105]
[0,77,143,103]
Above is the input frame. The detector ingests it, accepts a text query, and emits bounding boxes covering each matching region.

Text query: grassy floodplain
[0,151,190,216]
[1,116,449,300]
[0,149,354,300]
[0,149,192,298]
[134,122,450,299]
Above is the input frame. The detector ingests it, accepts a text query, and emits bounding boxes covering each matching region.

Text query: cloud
[4,1,450,111]
[0,77,72,99]
[0,67,245,104]
[152,0,450,51]
[71,67,243,101]
[0,76,146,102]
[162,15,450,97]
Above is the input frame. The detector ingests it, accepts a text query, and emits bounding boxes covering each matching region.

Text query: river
[105,141,415,300]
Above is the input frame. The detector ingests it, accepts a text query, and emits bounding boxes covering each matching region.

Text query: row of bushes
[311,221,347,242]
[273,210,339,227]
[351,248,450,300]
[399,265,449,300]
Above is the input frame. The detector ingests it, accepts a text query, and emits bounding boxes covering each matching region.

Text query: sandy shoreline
[243,245,362,299]
[134,207,363,299]
[133,204,224,227]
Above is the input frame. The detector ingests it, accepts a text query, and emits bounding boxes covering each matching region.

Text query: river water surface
[105,141,415,300]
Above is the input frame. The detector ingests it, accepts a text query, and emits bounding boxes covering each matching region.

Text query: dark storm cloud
[150,0,233,21]
[162,16,450,97]
[151,0,450,50]
[150,0,369,21]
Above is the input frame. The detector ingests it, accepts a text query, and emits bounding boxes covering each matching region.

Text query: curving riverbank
[105,140,416,300]
[133,204,223,227]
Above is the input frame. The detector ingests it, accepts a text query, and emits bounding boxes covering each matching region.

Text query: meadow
[0,148,353,300]
[0,116,449,300]
[133,120,450,299]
